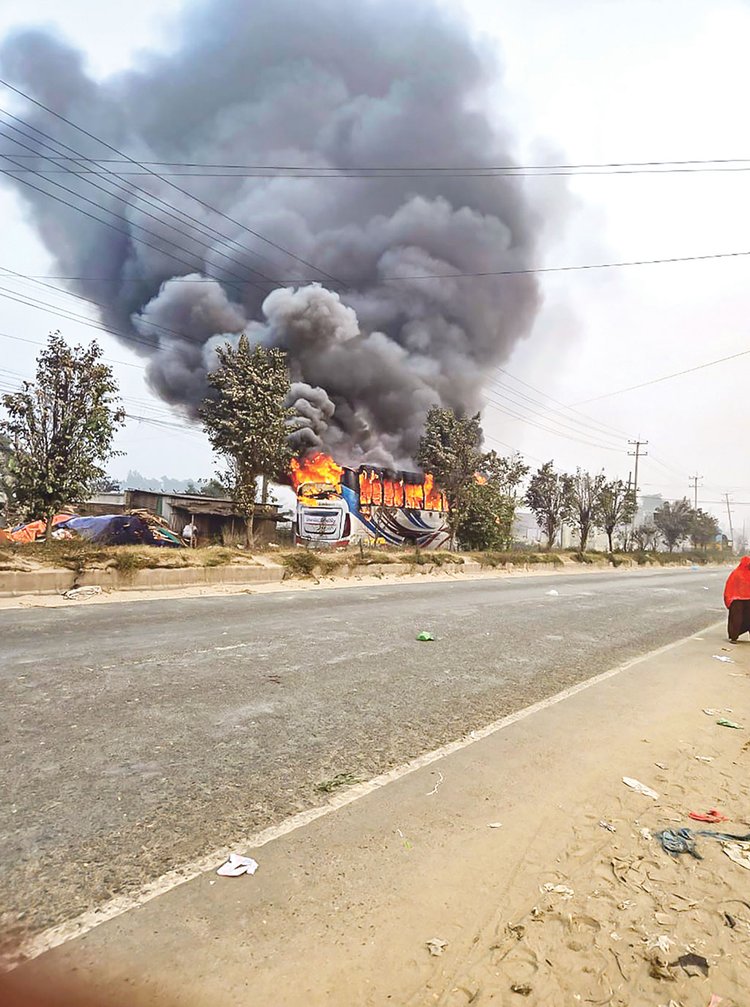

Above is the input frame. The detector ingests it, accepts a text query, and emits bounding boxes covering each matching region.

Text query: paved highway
[0,567,726,950]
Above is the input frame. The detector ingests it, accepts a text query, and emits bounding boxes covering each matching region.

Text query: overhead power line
[0,78,345,288]
[4,247,750,287]
[576,344,750,404]
[4,152,750,175]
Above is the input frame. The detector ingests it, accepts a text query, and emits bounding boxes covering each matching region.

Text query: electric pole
[628,440,648,528]
[724,493,734,550]
[689,473,702,510]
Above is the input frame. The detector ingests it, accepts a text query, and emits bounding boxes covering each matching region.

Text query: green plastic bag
[416,631,436,642]
[717,718,743,729]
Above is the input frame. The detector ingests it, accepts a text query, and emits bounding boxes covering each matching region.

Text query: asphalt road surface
[0,567,727,949]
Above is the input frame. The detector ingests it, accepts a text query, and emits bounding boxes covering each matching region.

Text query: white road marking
[7,620,724,970]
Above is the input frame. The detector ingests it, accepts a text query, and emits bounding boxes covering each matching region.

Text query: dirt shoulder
[0,542,731,607]
[6,621,750,1006]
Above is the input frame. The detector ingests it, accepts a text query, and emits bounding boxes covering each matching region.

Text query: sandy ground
[4,618,750,1006]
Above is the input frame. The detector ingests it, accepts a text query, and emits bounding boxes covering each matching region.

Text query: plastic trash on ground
[426,938,447,956]
[622,776,659,799]
[416,631,435,641]
[689,809,728,823]
[63,585,103,600]
[216,853,259,877]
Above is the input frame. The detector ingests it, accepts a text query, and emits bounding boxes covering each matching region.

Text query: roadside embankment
[0,540,731,600]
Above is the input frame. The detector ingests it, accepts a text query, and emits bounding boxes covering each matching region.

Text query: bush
[281,550,319,577]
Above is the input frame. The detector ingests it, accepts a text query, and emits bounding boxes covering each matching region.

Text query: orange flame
[358,469,445,511]
[292,453,448,511]
[290,452,344,490]
[474,472,488,485]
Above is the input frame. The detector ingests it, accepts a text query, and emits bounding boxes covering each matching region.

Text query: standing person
[182,519,198,548]
[724,556,750,641]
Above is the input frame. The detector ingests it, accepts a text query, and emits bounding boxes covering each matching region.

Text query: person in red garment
[724,556,750,641]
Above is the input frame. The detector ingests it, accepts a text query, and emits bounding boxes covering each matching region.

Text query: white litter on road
[426,938,448,957]
[63,585,102,600]
[622,777,659,800]
[723,843,750,871]
[713,654,735,664]
[425,771,444,796]
[645,934,673,954]
[216,853,259,877]
[545,589,559,597]
[488,822,503,829]
[541,883,574,899]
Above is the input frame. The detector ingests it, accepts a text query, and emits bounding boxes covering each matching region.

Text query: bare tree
[566,468,605,552]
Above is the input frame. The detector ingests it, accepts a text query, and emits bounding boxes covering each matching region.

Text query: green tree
[565,468,605,553]
[525,461,572,550]
[199,477,231,499]
[653,498,692,552]
[598,478,636,553]
[689,507,720,550]
[457,450,529,550]
[0,431,16,526]
[0,333,124,539]
[200,336,292,543]
[416,407,484,548]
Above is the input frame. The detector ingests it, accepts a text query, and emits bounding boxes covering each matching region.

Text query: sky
[0,0,748,531]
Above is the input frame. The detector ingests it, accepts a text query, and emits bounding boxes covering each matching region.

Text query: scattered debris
[425,771,444,796]
[670,952,709,977]
[639,827,653,840]
[724,912,737,928]
[510,984,532,996]
[507,923,525,941]
[63,585,103,600]
[488,822,503,829]
[717,718,743,729]
[599,820,617,832]
[622,776,659,799]
[396,828,413,851]
[216,853,259,877]
[647,951,675,981]
[689,809,728,823]
[416,630,436,641]
[655,762,668,770]
[695,755,714,763]
[655,828,702,859]
[707,997,723,1007]
[545,589,559,596]
[703,709,720,716]
[646,934,673,954]
[315,772,361,794]
[712,654,734,663]
[426,938,448,957]
[723,842,750,871]
[610,931,621,941]
[540,883,574,899]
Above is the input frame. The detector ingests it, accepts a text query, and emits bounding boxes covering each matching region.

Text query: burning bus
[290,453,450,549]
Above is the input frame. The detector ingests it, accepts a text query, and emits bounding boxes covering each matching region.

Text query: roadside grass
[315,772,361,794]
[477,551,563,568]
[0,541,252,575]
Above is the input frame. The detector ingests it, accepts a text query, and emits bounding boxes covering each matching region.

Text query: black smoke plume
[0,0,543,467]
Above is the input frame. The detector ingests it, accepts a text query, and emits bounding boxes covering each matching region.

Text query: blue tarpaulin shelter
[58,514,180,547]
